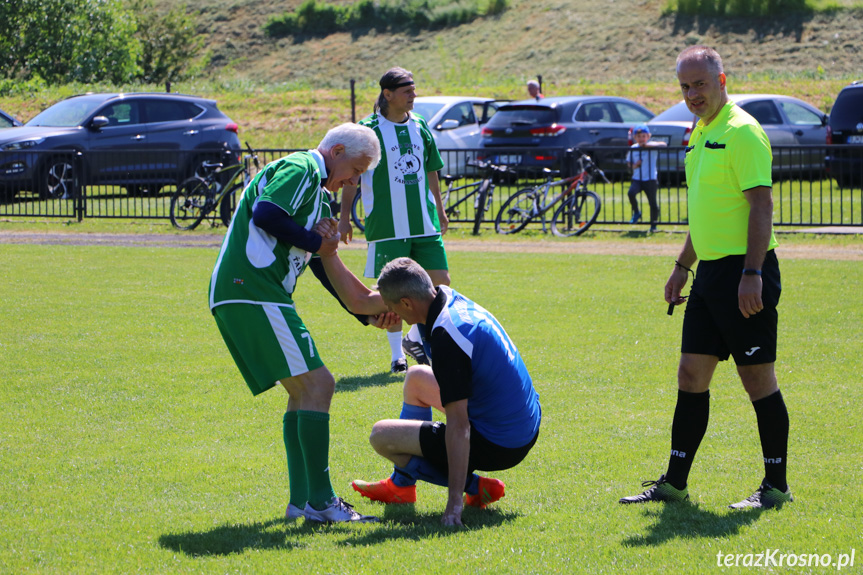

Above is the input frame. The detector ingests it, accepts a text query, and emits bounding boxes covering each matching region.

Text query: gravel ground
[1,230,861,260]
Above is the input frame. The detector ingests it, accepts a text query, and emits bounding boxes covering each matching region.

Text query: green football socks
[298,410,338,510]
[283,411,308,509]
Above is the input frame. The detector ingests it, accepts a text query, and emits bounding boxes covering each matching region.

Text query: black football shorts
[681,250,781,365]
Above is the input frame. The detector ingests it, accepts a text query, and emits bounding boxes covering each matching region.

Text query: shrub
[263,0,509,39]
[671,0,811,16]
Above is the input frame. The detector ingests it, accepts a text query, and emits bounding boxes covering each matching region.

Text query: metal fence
[2,146,861,228]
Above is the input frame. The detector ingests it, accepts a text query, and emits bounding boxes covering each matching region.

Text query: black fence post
[563,147,575,178]
[75,151,85,222]
[350,79,356,123]
[537,75,543,95]
[166,82,171,93]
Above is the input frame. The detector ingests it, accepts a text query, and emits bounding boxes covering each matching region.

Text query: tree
[0,0,139,84]
[131,0,206,84]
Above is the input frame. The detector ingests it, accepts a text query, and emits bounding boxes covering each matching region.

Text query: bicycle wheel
[551,190,601,237]
[218,182,245,227]
[170,177,211,230]
[494,189,535,234]
[351,189,365,232]
[472,180,491,235]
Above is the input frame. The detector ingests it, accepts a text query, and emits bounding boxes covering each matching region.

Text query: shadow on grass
[335,372,403,393]
[339,504,519,546]
[622,503,762,547]
[158,506,517,556]
[159,517,307,556]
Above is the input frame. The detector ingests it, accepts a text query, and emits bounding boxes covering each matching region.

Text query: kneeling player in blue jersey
[326,257,541,526]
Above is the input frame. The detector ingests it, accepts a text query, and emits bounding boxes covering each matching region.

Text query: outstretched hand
[369,312,401,330]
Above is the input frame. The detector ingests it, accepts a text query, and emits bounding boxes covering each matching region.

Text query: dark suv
[479,96,655,177]
[0,108,23,129]
[826,81,863,188]
[0,93,241,200]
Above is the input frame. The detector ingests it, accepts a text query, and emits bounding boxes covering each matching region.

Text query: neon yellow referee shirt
[685,102,778,261]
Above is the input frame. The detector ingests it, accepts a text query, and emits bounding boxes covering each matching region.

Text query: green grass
[0,241,861,573]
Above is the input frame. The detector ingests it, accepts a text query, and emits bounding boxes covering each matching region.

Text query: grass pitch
[0,243,860,574]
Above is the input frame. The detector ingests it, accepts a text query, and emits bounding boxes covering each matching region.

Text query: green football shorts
[364,234,449,278]
[213,302,324,396]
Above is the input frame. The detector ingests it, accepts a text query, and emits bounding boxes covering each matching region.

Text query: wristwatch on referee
[742,268,762,276]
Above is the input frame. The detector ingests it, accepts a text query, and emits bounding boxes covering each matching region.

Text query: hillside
[186,0,861,89]
[1,0,860,148]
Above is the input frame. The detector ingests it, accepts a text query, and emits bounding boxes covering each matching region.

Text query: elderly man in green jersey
[619,46,792,510]
[209,122,389,523]
[338,66,450,374]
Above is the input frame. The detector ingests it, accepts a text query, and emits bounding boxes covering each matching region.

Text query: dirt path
[1,230,861,260]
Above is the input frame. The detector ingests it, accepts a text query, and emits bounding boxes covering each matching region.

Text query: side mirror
[822,114,829,127]
[438,119,460,131]
[90,116,109,130]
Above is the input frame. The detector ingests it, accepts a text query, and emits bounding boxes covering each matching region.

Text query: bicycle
[494,151,607,237]
[351,160,514,236]
[169,142,260,230]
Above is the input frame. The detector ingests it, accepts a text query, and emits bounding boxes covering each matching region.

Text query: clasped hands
[312,217,400,330]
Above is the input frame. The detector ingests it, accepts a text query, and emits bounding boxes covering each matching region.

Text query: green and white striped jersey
[209,150,331,309]
[358,112,444,242]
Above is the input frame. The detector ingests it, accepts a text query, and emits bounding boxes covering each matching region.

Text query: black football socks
[664,389,710,490]
[753,390,790,492]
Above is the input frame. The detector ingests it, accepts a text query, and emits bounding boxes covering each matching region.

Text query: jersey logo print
[745,346,761,356]
[395,152,421,175]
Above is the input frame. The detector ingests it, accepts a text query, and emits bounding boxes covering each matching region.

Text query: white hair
[318,123,381,166]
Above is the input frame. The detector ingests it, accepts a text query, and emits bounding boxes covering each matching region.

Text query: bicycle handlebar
[244,141,260,169]
[466,159,517,174]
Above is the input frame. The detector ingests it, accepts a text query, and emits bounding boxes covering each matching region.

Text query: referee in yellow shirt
[619,46,792,510]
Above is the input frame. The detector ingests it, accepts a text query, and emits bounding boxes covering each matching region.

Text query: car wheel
[0,185,17,204]
[40,156,78,199]
[835,172,859,190]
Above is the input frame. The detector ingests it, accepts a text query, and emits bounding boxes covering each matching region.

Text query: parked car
[826,80,863,189]
[1,108,23,129]
[412,96,506,176]
[478,96,655,177]
[0,92,241,200]
[647,94,829,183]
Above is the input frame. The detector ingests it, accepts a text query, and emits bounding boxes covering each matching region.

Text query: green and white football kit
[210,150,331,395]
[357,112,447,278]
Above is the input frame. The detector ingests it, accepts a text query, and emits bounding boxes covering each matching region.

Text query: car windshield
[412,102,444,123]
[652,102,696,123]
[485,106,556,128]
[26,96,109,127]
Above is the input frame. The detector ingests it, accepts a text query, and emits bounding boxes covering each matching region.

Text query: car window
[614,102,654,123]
[0,116,12,129]
[652,102,695,122]
[440,102,477,127]
[27,97,106,127]
[100,102,142,126]
[575,103,614,123]
[830,88,863,125]
[740,101,783,125]
[475,102,496,124]
[144,100,201,123]
[778,101,823,126]
[412,102,444,124]
[485,106,555,128]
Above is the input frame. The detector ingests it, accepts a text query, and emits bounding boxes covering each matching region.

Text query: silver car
[647,94,829,182]
[412,96,506,177]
